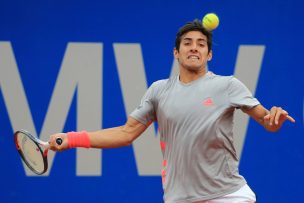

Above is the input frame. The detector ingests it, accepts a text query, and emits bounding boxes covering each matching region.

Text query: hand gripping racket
[14,129,62,175]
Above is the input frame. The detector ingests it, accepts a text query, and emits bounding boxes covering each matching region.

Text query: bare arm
[49,116,150,151]
[89,117,149,148]
[242,104,295,132]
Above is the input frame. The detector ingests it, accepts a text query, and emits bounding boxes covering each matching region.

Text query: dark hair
[175,19,213,52]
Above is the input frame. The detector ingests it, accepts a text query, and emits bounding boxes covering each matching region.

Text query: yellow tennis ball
[202,13,219,31]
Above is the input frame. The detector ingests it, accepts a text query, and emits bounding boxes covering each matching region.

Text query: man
[50,20,295,203]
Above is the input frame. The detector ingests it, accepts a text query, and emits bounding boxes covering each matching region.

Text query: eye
[184,42,191,46]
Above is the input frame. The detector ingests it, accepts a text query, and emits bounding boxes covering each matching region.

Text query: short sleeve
[129,82,157,125]
[228,77,260,109]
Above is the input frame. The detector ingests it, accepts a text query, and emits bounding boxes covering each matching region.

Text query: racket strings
[15,131,48,174]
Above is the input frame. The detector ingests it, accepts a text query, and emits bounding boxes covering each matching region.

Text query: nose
[190,44,198,52]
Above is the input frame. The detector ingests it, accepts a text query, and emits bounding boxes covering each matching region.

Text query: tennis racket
[14,129,62,175]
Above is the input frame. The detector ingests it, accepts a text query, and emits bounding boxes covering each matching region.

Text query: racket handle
[56,138,63,145]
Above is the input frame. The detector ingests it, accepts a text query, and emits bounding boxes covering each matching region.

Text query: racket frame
[14,129,49,175]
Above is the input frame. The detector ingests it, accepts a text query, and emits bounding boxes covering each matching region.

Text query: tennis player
[49,20,295,203]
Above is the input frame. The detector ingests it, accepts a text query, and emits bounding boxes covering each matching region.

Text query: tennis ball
[202,13,219,31]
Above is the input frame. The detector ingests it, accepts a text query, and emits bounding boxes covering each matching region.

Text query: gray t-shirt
[130,72,260,203]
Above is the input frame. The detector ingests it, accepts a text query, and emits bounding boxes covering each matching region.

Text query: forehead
[182,31,207,41]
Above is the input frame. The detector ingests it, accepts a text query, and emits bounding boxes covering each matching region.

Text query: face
[174,31,212,72]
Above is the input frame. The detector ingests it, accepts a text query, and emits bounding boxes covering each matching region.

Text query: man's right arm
[49,117,150,151]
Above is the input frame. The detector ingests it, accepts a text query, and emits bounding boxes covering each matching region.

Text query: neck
[179,66,207,84]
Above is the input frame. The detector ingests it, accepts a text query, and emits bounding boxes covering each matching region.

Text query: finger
[264,114,270,121]
[269,107,277,126]
[274,107,283,125]
[264,114,270,120]
[286,115,296,123]
[48,138,56,148]
[49,134,62,151]
[49,144,57,151]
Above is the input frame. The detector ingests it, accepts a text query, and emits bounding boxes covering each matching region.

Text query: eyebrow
[182,37,207,42]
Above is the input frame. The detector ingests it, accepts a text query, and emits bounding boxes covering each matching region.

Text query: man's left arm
[242,104,296,132]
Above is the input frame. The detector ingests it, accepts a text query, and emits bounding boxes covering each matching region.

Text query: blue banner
[0,0,303,202]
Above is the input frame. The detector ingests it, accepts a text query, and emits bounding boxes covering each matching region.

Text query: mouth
[187,55,200,60]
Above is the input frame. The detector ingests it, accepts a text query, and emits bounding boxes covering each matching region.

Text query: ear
[207,50,213,61]
[173,48,179,59]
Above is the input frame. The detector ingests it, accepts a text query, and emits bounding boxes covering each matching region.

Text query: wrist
[67,131,91,148]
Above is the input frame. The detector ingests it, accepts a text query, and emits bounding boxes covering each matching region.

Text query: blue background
[0,0,303,202]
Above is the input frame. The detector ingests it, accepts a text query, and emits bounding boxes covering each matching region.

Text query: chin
[185,65,203,72]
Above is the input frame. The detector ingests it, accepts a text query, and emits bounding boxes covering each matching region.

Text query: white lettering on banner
[113,44,162,175]
[0,42,37,176]
[54,43,102,176]
[0,42,102,176]
[233,45,265,158]
[0,42,264,176]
